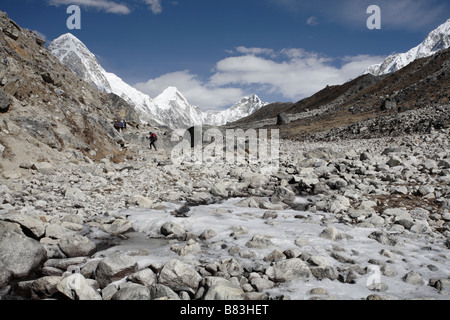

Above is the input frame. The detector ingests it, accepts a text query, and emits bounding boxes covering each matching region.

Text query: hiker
[120,119,127,132]
[114,120,121,132]
[148,131,158,151]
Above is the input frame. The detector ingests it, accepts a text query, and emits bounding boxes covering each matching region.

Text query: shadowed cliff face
[0,10,141,167]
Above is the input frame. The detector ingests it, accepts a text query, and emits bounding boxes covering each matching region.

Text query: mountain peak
[365,19,450,76]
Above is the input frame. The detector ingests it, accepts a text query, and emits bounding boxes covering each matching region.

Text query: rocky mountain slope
[0,10,142,173]
[365,19,450,76]
[49,33,267,129]
[232,46,450,141]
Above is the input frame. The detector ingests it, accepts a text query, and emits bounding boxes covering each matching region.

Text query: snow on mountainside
[365,19,450,76]
[49,33,265,129]
[205,95,268,126]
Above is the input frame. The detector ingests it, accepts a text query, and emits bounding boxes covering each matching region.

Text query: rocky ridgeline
[0,126,449,300]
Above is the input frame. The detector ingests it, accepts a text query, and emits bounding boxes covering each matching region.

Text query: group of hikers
[113,119,158,151]
[114,119,127,133]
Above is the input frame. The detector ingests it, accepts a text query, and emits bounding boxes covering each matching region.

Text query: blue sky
[1,0,449,110]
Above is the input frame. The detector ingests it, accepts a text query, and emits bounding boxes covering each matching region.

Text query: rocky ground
[0,126,449,300]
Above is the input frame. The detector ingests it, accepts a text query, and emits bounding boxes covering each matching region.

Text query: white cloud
[48,0,131,15]
[134,48,384,110]
[134,70,245,111]
[306,16,319,26]
[209,48,385,102]
[144,0,163,14]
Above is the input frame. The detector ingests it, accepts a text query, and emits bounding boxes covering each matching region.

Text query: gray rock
[0,213,47,239]
[102,219,134,236]
[266,258,312,283]
[270,186,296,204]
[250,277,275,291]
[0,89,11,113]
[160,221,186,238]
[112,282,150,300]
[158,259,202,295]
[95,252,138,288]
[245,235,274,249]
[277,113,290,125]
[30,276,61,300]
[149,284,181,300]
[402,271,424,285]
[368,231,401,246]
[44,257,88,270]
[58,234,96,258]
[199,228,217,241]
[0,221,47,278]
[0,268,11,289]
[201,277,245,300]
[57,273,102,300]
[127,268,157,287]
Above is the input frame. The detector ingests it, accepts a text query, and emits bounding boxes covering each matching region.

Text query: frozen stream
[97,197,449,300]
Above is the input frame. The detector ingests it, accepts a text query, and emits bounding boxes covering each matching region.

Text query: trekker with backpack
[148,131,158,151]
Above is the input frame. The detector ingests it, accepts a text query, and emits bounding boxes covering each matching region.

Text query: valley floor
[0,128,449,300]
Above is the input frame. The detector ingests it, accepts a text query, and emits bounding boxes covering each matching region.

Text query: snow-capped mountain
[48,33,266,129]
[204,95,267,126]
[365,19,450,76]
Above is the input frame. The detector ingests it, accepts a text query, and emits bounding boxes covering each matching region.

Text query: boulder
[95,252,138,288]
[127,268,157,287]
[0,89,11,113]
[160,221,186,238]
[30,276,61,300]
[112,282,150,300]
[57,273,102,300]
[158,259,202,295]
[0,221,47,278]
[102,219,134,236]
[0,213,47,238]
[201,277,245,300]
[58,234,96,258]
[277,113,290,125]
[270,186,296,204]
[266,258,312,283]
[149,284,181,300]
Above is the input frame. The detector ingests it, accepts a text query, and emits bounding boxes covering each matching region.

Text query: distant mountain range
[365,19,450,76]
[49,33,267,129]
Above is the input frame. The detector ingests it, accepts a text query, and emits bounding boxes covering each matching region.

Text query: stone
[149,284,181,300]
[158,259,202,295]
[246,235,274,248]
[102,219,134,236]
[277,113,290,125]
[160,221,186,238]
[57,273,102,300]
[30,276,61,300]
[266,258,312,283]
[0,213,47,238]
[127,268,157,287]
[0,221,47,278]
[270,186,296,204]
[387,156,402,167]
[264,250,286,262]
[199,229,217,241]
[201,277,245,300]
[0,268,11,289]
[368,231,400,246]
[211,182,229,198]
[310,287,328,295]
[112,282,151,300]
[0,89,11,113]
[250,277,275,291]
[58,234,96,258]
[95,252,138,288]
[402,271,424,285]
